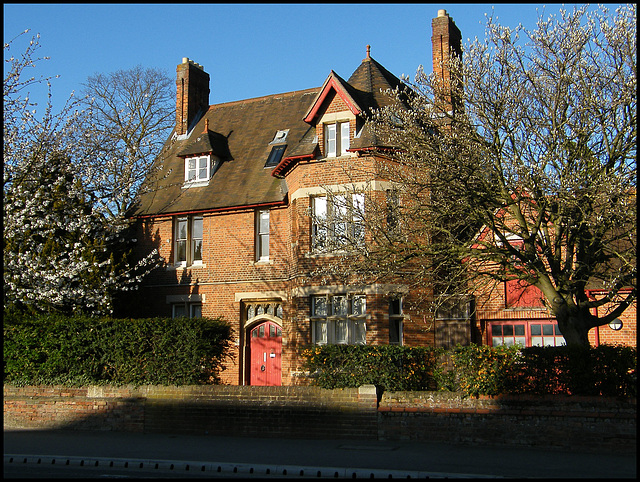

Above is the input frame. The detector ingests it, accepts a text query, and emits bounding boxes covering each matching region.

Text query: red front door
[249,321,282,386]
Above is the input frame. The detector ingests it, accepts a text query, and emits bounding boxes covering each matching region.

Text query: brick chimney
[431,9,462,113]
[176,58,210,136]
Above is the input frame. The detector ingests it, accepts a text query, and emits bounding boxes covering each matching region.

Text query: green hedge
[301,344,441,391]
[3,312,234,386]
[302,343,637,397]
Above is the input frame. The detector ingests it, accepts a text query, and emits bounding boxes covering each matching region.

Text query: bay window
[311,193,364,252]
[311,294,366,345]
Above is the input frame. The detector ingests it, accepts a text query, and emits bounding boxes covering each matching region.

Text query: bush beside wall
[3,312,234,386]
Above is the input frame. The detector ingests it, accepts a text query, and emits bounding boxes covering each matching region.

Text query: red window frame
[488,321,566,347]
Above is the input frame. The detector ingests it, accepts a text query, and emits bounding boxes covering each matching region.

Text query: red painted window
[489,321,565,347]
[505,279,545,308]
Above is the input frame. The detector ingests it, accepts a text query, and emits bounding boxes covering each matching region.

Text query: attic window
[265,145,287,168]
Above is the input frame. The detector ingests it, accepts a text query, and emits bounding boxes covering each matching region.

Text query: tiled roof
[129,55,407,217]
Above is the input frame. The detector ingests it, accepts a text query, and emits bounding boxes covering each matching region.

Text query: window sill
[251,259,273,266]
[182,180,210,189]
[167,263,206,271]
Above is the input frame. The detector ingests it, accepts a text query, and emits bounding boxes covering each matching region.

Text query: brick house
[126,9,635,386]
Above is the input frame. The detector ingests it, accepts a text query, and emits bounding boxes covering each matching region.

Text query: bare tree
[326,4,636,346]
[77,65,175,219]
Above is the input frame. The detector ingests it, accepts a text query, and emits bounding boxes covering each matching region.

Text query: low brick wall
[3,385,378,439]
[378,391,637,453]
[4,385,635,452]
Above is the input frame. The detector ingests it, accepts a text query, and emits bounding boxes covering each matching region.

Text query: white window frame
[174,216,204,267]
[184,155,211,186]
[311,294,367,345]
[311,193,365,252]
[256,209,270,261]
[324,121,350,158]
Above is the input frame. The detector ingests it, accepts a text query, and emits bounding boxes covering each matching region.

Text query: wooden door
[249,321,282,386]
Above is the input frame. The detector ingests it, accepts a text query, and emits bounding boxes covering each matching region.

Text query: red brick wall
[5,385,634,453]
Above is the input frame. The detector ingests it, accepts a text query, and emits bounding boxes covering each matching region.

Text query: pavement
[3,428,637,479]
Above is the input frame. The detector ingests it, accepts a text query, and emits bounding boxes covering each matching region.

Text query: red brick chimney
[176,58,210,136]
[431,9,462,113]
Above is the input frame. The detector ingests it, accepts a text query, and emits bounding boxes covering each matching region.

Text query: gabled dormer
[176,119,231,188]
[273,46,408,179]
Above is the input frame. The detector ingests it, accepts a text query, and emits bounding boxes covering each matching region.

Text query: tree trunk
[553,306,592,347]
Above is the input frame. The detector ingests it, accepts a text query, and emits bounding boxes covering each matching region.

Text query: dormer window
[324,121,350,157]
[185,155,210,183]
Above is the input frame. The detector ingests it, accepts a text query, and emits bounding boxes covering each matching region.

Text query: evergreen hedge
[3,312,233,386]
[302,343,637,397]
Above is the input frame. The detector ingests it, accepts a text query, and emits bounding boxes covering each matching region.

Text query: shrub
[301,344,441,391]
[3,311,233,386]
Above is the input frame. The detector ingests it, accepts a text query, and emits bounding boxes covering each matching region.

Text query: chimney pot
[438,9,447,17]
[182,57,189,64]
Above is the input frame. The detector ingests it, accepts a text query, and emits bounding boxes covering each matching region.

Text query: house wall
[474,281,637,348]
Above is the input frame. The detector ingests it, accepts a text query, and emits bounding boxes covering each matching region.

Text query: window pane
[503,325,513,336]
[332,296,348,316]
[312,296,327,317]
[553,324,562,335]
[192,217,203,239]
[335,320,348,343]
[270,324,276,337]
[258,325,265,337]
[389,299,402,316]
[531,324,541,336]
[191,304,202,318]
[176,240,186,262]
[259,210,269,233]
[515,337,526,346]
[514,324,525,336]
[198,157,208,180]
[177,219,188,240]
[389,318,401,344]
[353,320,366,344]
[173,305,187,318]
[340,122,350,155]
[187,159,196,181]
[193,239,202,261]
[531,336,543,347]
[491,325,502,336]
[542,324,553,336]
[325,124,336,157]
[351,295,366,315]
[492,337,504,346]
[315,320,327,344]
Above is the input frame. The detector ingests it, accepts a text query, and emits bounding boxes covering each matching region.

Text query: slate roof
[129,55,407,217]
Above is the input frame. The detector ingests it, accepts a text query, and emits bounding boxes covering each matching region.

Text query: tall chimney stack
[176,58,210,136]
[431,9,462,114]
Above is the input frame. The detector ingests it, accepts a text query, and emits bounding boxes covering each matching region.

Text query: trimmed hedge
[301,344,440,391]
[3,312,234,386]
[302,343,637,397]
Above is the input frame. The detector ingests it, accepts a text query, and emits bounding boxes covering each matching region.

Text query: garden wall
[4,385,635,453]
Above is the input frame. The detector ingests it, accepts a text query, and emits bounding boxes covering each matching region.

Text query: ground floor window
[173,303,202,319]
[311,294,366,345]
[489,320,565,347]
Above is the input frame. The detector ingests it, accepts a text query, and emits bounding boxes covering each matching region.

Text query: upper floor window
[324,121,350,157]
[311,193,364,252]
[175,216,203,267]
[311,294,366,345]
[184,155,211,185]
[256,209,270,261]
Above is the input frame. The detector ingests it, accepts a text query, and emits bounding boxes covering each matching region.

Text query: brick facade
[125,9,635,387]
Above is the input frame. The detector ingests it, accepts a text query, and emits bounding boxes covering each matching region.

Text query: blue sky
[4,3,619,116]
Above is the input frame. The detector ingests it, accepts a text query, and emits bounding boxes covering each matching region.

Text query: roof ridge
[209,87,320,110]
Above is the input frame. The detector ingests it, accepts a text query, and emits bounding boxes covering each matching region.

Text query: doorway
[248,320,282,386]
